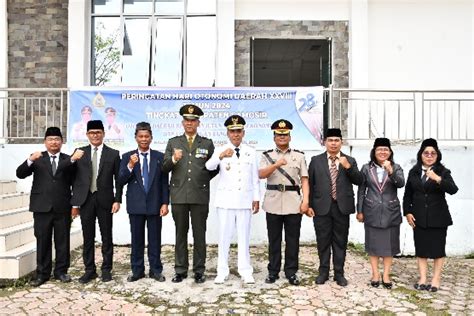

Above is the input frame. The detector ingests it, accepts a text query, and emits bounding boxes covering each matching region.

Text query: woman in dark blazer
[403,138,458,292]
[357,138,405,289]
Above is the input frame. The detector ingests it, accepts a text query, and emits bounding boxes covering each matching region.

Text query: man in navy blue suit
[118,122,169,282]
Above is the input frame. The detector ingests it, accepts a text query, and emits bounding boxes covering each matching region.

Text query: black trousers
[33,210,71,279]
[266,212,302,278]
[80,192,113,273]
[171,204,208,274]
[313,201,349,277]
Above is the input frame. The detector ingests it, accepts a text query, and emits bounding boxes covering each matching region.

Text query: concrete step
[0,222,35,252]
[0,224,83,279]
[0,181,17,195]
[0,193,30,211]
[0,207,32,229]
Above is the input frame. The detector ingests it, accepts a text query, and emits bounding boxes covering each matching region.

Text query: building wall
[8,0,68,88]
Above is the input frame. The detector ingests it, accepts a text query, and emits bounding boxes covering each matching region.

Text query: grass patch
[392,286,449,315]
[465,252,474,259]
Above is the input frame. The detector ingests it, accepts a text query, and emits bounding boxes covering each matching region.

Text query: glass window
[93,0,121,14]
[121,19,151,86]
[92,17,122,86]
[124,0,153,14]
[155,0,184,15]
[152,18,183,86]
[186,16,216,87]
[187,0,216,15]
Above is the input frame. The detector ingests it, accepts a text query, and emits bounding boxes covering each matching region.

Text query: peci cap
[325,128,342,139]
[179,104,204,120]
[224,115,246,130]
[87,120,104,131]
[44,127,62,139]
[271,119,293,135]
[373,137,391,149]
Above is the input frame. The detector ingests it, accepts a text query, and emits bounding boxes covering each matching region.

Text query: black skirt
[365,224,400,257]
[414,226,447,259]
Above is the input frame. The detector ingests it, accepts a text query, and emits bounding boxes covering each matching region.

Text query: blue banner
[68,87,324,150]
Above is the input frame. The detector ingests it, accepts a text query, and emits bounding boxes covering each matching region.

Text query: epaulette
[263,149,274,154]
[293,149,305,154]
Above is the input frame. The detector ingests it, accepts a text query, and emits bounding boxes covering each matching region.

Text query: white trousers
[216,207,253,278]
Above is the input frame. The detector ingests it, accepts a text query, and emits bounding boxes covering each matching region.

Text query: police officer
[205,115,260,284]
[162,104,216,284]
[258,119,310,285]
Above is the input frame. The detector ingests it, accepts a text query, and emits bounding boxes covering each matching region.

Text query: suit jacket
[118,149,169,215]
[162,134,216,204]
[16,152,75,213]
[308,152,363,216]
[402,163,458,228]
[357,162,405,228]
[205,142,260,209]
[71,144,122,209]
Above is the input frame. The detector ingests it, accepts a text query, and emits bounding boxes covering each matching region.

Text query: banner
[68,87,324,150]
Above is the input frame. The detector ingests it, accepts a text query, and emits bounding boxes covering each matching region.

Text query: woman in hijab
[357,138,405,289]
[403,138,458,292]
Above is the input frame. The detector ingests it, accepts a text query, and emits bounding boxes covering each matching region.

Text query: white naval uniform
[205,142,260,279]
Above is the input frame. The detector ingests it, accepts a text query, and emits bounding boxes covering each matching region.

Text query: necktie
[422,171,428,183]
[329,156,338,200]
[188,136,193,150]
[141,153,149,193]
[51,155,57,176]
[235,147,240,158]
[90,147,98,193]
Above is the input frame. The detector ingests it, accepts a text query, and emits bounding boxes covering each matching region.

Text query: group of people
[17,104,458,293]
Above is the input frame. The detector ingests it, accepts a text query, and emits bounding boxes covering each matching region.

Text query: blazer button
[189,153,192,156]
[188,169,191,173]
[188,178,191,181]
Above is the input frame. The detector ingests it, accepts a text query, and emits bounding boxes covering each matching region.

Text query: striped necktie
[330,156,338,200]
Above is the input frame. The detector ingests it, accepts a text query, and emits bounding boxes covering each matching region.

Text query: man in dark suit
[16,127,83,287]
[118,122,169,282]
[71,120,122,283]
[162,104,216,284]
[308,128,363,286]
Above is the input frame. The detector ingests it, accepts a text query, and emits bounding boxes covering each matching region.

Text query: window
[91,0,217,87]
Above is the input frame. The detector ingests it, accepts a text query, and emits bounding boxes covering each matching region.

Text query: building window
[91,0,216,87]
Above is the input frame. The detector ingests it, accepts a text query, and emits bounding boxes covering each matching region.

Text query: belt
[266,184,300,192]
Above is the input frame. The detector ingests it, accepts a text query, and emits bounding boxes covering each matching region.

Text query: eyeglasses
[87,131,104,136]
[375,148,390,152]
[422,151,437,157]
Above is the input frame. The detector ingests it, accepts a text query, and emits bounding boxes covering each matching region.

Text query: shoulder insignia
[293,149,305,154]
[263,149,274,154]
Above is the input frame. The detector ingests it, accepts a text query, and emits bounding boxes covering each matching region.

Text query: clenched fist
[128,153,139,169]
[29,151,43,161]
[173,148,183,162]
[71,149,84,161]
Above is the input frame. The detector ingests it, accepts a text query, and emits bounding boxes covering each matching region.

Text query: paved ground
[1,244,473,315]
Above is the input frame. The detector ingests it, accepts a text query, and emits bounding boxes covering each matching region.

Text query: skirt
[365,224,400,257]
[414,226,447,259]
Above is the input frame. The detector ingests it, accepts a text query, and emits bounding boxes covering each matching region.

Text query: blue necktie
[141,153,149,193]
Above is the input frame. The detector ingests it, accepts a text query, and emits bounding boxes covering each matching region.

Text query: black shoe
[149,272,166,282]
[127,273,145,282]
[194,273,206,284]
[414,283,427,290]
[427,285,438,292]
[171,273,188,283]
[54,274,72,283]
[315,274,329,285]
[30,277,49,287]
[382,276,392,289]
[334,275,348,287]
[79,272,98,284]
[287,274,300,286]
[101,271,112,282]
[265,274,279,284]
[370,280,380,288]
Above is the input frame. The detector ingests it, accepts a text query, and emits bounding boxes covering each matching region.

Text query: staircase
[0,180,82,279]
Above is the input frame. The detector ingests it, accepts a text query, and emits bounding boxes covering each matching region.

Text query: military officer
[162,104,217,284]
[205,115,260,284]
[258,119,310,286]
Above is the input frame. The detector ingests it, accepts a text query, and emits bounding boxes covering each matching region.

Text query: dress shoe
[334,275,348,287]
[381,276,392,289]
[414,283,427,290]
[79,272,98,284]
[370,280,380,288]
[265,274,279,284]
[427,285,438,292]
[214,275,228,284]
[315,274,329,285]
[149,272,166,282]
[54,274,72,283]
[171,273,188,283]
[30,277,49,287]
[127,273,145,282]
[242,275,255,284]
[101,271,112,282]
[287,274,300,286]
[194,273,206,284]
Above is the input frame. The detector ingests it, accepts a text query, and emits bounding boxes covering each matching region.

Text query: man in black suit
[308,128,363,286]
[71,120,122,283]
[16,127,84,287]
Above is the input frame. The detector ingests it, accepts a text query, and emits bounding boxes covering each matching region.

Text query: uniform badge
[226,163,231,171]
[195,148,209,158]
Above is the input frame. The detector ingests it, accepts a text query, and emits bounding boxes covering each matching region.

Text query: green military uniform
[162,104,216,280]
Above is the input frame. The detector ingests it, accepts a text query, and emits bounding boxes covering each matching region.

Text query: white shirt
[327,152,341,169]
